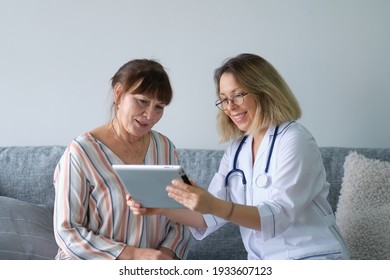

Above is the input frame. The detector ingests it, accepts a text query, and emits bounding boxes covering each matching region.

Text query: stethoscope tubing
[224,135,249,188]
[265,126,279,173]
[224,125,279,189]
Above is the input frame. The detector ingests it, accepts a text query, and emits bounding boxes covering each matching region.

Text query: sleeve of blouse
[53,143,125,260]
[160,219,192,259]
[256,126,327,241]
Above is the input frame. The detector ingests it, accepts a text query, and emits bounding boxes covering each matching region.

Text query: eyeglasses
[215,92,248,110]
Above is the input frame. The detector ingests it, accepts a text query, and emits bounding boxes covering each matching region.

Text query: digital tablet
[112,164,191,208]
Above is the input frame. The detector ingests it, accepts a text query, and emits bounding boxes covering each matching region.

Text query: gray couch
[1,145,389,260]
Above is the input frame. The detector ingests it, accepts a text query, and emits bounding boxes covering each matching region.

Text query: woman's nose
[226,100,238,110]
[143,106,155,119]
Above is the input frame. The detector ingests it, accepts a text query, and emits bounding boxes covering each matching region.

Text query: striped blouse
[53,130,190,259]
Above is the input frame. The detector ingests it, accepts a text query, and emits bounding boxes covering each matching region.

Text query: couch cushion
[335,152,390,259]
[0,196,58,260]
[187,223,247,260]
[0,146,65,208]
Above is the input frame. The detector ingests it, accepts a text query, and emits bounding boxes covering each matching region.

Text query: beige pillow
[335,152,390,259]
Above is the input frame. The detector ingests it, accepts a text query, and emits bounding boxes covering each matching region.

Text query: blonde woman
[128,54,350,260]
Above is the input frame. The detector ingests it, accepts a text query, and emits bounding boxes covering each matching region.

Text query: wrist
[160,247,175,258]
[214,199,234,220]
[225,202,234,220]
[117,245,135,260]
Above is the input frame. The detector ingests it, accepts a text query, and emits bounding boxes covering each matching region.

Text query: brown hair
[214,53,302,142]
[111,59,173,111]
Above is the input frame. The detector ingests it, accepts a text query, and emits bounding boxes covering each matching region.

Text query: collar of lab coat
[269,121,295,137]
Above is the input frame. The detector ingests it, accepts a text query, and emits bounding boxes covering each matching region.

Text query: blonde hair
[214,53,302,142]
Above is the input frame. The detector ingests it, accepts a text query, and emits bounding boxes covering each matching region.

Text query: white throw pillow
[335,152,390,259]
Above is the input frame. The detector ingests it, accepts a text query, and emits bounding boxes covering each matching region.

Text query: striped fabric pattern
[53,130,190,259]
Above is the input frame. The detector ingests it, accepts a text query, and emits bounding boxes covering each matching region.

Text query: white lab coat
[190,121,350,260]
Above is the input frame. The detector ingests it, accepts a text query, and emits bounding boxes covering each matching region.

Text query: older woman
[53,59,190,260]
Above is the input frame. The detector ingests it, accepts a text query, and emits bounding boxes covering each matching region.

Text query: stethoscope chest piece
[255,172,271,188]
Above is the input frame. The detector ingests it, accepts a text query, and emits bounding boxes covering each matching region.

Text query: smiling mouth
[136,119,149,127]
[231,112,246,122]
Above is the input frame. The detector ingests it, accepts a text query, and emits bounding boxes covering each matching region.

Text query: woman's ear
[113,83,123,108]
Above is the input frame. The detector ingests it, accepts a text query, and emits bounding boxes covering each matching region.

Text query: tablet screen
[112,165,190,208]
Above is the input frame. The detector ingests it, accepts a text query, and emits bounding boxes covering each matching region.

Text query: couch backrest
[0,146,65,208]
[1,146,389,213]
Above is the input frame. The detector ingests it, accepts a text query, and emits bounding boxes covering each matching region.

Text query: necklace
[110,120,147,161]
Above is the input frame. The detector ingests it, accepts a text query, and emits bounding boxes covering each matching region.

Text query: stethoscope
[225,125,279,193]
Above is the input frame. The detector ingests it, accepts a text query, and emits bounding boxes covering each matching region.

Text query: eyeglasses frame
[215,92,249,111]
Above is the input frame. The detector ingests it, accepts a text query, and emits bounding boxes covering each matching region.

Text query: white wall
[1,0,389,149]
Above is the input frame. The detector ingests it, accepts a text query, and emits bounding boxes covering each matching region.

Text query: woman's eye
[155,105,165,111]
[137,99,149,106]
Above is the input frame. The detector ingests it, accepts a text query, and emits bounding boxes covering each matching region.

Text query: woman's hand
[167,180,261,230]
[117,245,174,260]
[166,179,216,214]
[126,194,162,216]
[126,192,207,228]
